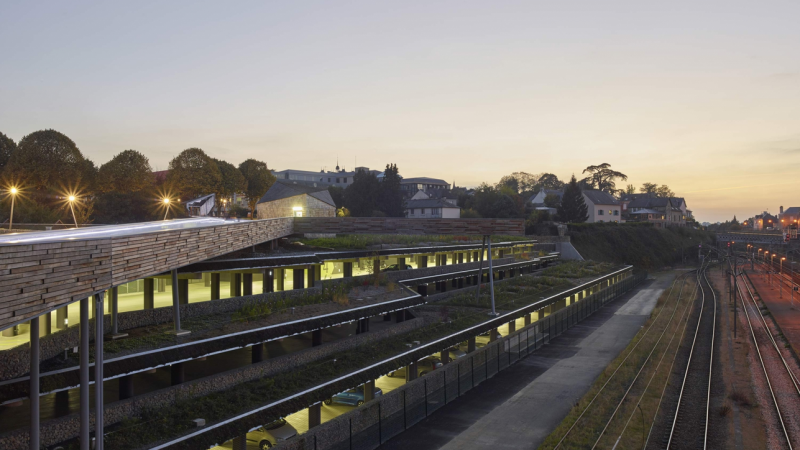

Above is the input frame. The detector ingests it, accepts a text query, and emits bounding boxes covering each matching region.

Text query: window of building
[614,210,619,216]
[328,178,331,182]
[598,210,604,215]
[421,208,426,214]
[343,177,348,183]
[410,208,415,215]
[285,173,290,179]
[336,178,340,183]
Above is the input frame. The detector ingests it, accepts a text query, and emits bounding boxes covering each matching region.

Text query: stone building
[256,180,336,219]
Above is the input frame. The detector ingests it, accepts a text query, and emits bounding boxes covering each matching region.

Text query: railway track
[736,269,800,448]
[662,264,717,450]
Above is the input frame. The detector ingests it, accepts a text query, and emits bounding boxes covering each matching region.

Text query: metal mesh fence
[312,270,647,450]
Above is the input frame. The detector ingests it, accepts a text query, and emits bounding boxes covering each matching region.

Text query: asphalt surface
[0,217,229,244]
[379,272,675,450]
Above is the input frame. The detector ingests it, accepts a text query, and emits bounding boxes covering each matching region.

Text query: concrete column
[210,273,221,300]
[440,349,450,365]
[406,361,418,381]
[292,268,305,290]
[468,337,476,353]
[243,273,253,295]
[418,255,428,268]
[80,298,90,450]
[417,284,428,296]
[440,281,447,292]
[490,328,499,342]
[451,278,458,288]
[307,266,315,288]
[40,312,51,337]
[308,403,321,428]
[118,375,134,400]
[373,258,381,275]
[276,268,285,291]
[230,273,242,297]
[508,320,516,333]
[315,265,322,281]
[396,311,405,323]
[171,363,185,386]
[458,253,464,264]
[178,279,189,305]
[439,254,447,266]
[499,270,505,280]
[397,257,406,270]
[171,270,185,334]
[56,306,68,330]
[343,262,353,278]
[465,252,471,263]
[251,343,263,363]
[499,249,505,258]
[30,316,39,450]
[110,287,119,335]
[262,269,273,293]
[525,314,532,326]
[457,278,464,289]
[143,278,155,309]
[312,329,323,346]
[94,293,105,450]
[364,380,375,402]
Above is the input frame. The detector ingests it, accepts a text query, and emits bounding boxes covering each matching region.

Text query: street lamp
[163,198,171,220]
[7,187,18,230]
[67,195,79,228]
[771,254,776,287]
[781,257,786,298]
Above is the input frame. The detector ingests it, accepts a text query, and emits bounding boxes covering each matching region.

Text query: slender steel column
[94,293,105,450]
[171,269,181,333]
[30,317,40,450]
[110,287,118,335]
[474,236,487,301]
[80,298,90,450]
[487,236,497,316]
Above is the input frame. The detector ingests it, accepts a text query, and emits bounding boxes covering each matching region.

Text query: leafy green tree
[343,169,380,216]
[93,191,159,224]
[4,129,90,192]
[544,193,561,208]
[377,163,405,217]
[461,208,481,218]
[166,148,222,200]
[97,150,153,193]
[327,185,345,209]
[640,182,675,198]
[0,132,16,173]
[213,158,247,202]
[625,184,636,194]
[582,163,628,194]
[534,173,564,191]
[473,183,523,218]
[558,175,588,223]
[239,159,277,214]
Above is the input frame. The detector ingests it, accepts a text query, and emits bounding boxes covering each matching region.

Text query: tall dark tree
[97,150,153,193]
[558,175,588,223]
[239,159,277,214]
[327,185,344,209]
[166,148,222,200]
[535,173,564,191]
[343,169,380,216]
[377,163,404,217]
[4,129,89,192]
[472,183,523,218]
[213,158,247,199]
[582,163,628,194]
[0,131,16,174]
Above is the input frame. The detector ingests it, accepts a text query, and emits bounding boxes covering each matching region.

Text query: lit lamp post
[7,187,18,230]
[771,254,776,287]
[163,198,171,220]
[781,257,786,298]
[67,195,79,228]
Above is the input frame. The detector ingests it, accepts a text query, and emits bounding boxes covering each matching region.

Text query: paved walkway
[379,272,676,450]
[746,266,800,357]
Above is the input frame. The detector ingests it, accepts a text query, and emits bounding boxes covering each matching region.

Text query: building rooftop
[582,189,619,206]
[405,198,460,209]
[401,177,449,185]
[257,180,336,207]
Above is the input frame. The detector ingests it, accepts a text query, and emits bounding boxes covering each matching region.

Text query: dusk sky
[1,1,799,223]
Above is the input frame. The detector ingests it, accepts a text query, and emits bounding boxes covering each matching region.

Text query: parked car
[324,385,383,406]
[246,419,297,449]
[384,264,413,271]
[388,356,443,378]
[447,348,467,360]
[474,330,503,349]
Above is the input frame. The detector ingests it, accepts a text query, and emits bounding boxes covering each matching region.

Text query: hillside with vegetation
[568,223,715,269]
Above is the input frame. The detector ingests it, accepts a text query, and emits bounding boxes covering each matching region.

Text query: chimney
[780,206,784,214]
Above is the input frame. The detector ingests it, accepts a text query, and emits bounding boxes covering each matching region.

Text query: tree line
[0,129,276,224]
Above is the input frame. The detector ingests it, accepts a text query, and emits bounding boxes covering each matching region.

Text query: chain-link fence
[292,270,647,450]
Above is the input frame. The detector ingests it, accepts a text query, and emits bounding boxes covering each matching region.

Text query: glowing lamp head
[68,195,76,202]
[163,198,170,204]
[9,187,17,195]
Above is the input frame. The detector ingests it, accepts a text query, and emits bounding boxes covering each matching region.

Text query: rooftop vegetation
[295,233,530,249]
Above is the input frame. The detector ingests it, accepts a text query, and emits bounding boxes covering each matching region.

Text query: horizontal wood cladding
[0,218,294,330]
[292,217,525,236]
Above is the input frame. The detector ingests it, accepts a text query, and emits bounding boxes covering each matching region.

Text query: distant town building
[185,193,217,217]
[619,193,687,227]
[256,180,336,219]
[752,211,779,230]
[582,190,623,223]
[528,189,564,206]
[404,191,460,218]
[400,177,450,196]
[273,161,384,188]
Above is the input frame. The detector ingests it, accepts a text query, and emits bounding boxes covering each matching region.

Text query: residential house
[256,180,336,219]
[185,193,217,217]
[620,193,686,227]
[405,197,460,219]
[400,177,450,196]
[528,189,564,206]
[273,163,384,188]
[752,211,779,230]
[779,206,800,229]
[582,190,623,223]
